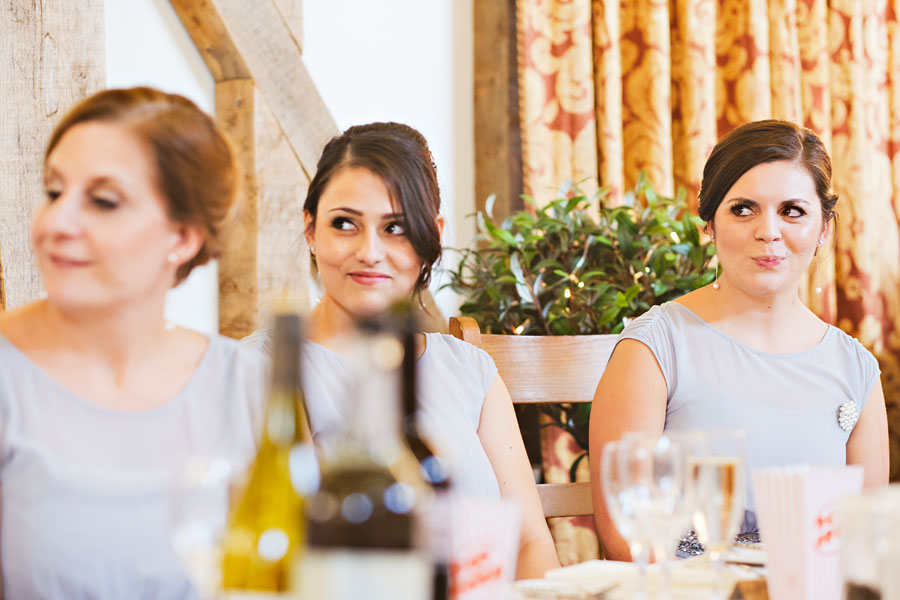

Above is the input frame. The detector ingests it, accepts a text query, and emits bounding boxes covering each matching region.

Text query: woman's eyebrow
[327,207,363,215]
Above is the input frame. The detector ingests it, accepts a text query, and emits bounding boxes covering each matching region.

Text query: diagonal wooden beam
[171,0,338,177]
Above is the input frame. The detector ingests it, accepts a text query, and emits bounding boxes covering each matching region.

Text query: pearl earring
[813,249,822,295]
[711,238,720,290]
[167,252,178,264]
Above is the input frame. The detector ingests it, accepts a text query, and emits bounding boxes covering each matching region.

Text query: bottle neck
[263,313,308,447]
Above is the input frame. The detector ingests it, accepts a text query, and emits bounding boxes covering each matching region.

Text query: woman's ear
[435,213,445,242]
[170,222,204,265]
[303,211,315,252]
[819,218,831,247]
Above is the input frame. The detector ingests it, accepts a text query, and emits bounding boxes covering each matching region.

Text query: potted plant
[444,173,716,478]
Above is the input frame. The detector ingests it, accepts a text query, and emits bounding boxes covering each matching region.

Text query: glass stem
[709,550,727,600]
[630,541,650,600]
[653,541,672,600]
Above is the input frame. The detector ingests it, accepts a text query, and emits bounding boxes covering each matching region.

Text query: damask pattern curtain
[518,0,900,563]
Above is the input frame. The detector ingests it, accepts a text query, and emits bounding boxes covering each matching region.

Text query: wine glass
[623,432,695,599]
[601,434,691,599]
[169,453,245,599]
[600,438,652,598]
[685,429,746,599]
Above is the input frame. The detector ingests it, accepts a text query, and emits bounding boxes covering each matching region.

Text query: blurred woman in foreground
[0,87,264,598]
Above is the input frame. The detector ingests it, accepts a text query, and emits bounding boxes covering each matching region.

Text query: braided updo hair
[303,122,442,295]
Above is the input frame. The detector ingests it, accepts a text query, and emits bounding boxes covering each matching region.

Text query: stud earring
[167,252,178,264]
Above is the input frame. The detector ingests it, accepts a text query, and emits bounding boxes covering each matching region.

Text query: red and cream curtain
[518,0,900,563]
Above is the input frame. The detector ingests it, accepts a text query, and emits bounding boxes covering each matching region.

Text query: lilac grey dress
[618,302,880,531]
[243,330,503,499]
[0,333,266,600]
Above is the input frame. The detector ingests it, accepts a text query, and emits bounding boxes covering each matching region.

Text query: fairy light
[564,288,572,299]
[514,324,525,334]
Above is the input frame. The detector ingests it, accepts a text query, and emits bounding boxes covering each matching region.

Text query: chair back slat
[448,316,618,520]
[538,482,594,517]
[478,333,617,404]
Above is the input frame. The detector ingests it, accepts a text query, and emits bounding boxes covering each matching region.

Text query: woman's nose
[38,192,83,237]
[755,210,783,242]
[355,228,385,264]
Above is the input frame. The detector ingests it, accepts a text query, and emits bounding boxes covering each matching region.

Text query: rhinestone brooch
[838,401,859,431]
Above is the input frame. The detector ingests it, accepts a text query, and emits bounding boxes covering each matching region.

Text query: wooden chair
[448,316,618,519]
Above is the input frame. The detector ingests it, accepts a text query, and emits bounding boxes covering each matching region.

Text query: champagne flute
[686,430,746,599]
[601,439,651,597]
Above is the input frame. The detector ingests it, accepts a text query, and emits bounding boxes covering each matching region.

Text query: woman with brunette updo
[0,87,264,598]
[247,122,561,578]
[589,120,889,561]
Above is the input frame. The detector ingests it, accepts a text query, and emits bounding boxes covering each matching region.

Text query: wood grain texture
[169,0,250,81]
[0,1,105,310]
[253,90,311,325]
[473,0,523,217]
[215,79,259,338]
[537,482,593,518]
[172,0,337,177]
[273,0,303,50]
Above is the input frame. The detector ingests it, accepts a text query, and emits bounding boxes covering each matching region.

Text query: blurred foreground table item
[512,555,766,600]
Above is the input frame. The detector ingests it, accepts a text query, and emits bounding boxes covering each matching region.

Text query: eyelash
[329,217,407,235]
[44,190,119,211]
[729,203,807,218]
[92,197,118,210]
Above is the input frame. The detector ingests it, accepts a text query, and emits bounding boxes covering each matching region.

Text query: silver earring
[167,252,178,264]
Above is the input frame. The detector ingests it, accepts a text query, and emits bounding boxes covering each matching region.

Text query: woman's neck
[305,296,358,348]
[4,297,172,377]
[679,280,824,352]
[306,296,427,359]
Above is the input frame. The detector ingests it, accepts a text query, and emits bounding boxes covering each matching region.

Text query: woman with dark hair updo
[0,87,265,598]
[246,122,561,578]
[589,120,889,561]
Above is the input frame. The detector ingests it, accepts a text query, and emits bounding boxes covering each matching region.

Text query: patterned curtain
[518,0,900,564]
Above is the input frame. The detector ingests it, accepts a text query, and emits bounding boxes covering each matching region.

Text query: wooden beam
[171,0,338,177]
[473,0,523,218]
[215,79,259,338]
[253,91,312,326]
[273,0,303,50]
[0,1,105,310]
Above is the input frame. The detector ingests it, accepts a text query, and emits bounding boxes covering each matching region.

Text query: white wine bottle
[221,313,318,592]
[296,318,431,600]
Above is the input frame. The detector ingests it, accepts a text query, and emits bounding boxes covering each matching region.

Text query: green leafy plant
[444,174,716,479]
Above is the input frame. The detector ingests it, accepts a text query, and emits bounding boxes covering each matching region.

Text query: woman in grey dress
[589,120,889,562]
[294,122,561,578]
[0,88,265,598]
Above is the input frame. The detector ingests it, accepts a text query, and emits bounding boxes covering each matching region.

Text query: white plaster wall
[105,0,474,332]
